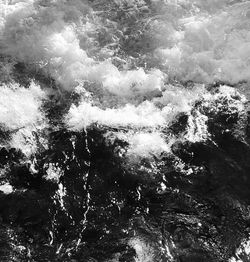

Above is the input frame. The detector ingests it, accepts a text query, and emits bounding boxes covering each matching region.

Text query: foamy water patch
[154,1,250,84]
[66,101,166,130]
[0,183,13,194]
[0,82,45,129]
[1,0,250,89]
[229,237,250,262]
[185,111,209,143]
[65,83,206,159]
[129,238,156,262]
[115,131,171,158]
[66,83,203,130]
[0,81,47,156]
[0,0,166,96]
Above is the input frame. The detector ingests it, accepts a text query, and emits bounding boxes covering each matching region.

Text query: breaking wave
[0,0,250,261]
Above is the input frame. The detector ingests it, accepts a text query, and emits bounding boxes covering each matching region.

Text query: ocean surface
[0,0,250,261]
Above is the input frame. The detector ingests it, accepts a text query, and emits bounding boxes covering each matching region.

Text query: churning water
[0,0,250,261]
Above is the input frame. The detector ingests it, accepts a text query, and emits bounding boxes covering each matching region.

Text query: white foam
[0,183,13,194]
[115,131,171,158]
[2,0,250,89]
[0,81,47,156]
[66,101,166,130]
[0,0,248,159]
[129,238,155,262]
[0,82,45,130]
[155,2,250,84]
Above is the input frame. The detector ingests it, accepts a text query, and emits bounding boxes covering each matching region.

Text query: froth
[0,0,249,159]
[0,82,47,156]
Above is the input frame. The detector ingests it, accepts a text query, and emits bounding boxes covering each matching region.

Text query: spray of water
[0,0,250,260]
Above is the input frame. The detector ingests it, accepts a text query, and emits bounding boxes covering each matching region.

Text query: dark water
[0,1,250,261]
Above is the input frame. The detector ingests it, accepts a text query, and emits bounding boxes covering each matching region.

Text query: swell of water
[0,0,250,261]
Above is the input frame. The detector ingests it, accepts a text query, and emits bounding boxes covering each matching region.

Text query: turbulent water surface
[1,0,250,261]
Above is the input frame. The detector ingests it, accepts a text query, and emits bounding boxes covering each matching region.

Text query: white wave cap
[0,81,47,156]
[0,0,249,160]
